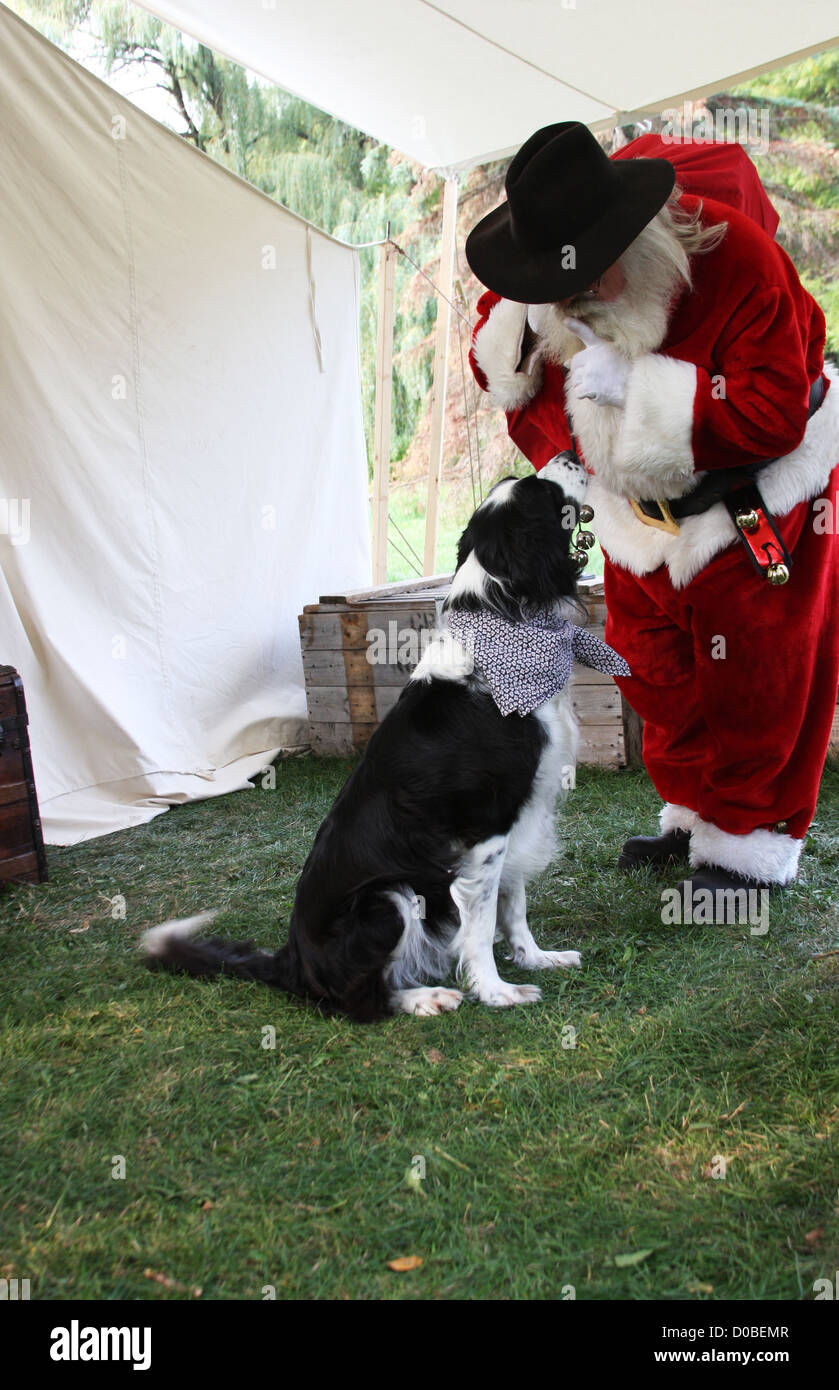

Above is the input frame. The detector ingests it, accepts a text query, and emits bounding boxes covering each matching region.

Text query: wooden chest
[299,576,643,768]
[0,666,48,884]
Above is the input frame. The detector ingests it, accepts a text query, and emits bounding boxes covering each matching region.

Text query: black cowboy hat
[465,122,675,303]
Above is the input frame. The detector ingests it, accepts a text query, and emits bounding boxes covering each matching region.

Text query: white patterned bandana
[446,607,631,717]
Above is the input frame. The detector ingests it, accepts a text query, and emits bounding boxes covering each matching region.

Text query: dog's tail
[141,912,302,995]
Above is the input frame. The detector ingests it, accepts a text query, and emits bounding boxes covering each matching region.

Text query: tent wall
[0,5,371,844]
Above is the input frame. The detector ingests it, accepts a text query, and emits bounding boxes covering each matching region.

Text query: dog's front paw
[513,948,581,971]
[396,986,464,1017]
[480,982,542,1008]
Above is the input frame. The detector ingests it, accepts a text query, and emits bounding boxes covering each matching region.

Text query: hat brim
[465,159,676,303]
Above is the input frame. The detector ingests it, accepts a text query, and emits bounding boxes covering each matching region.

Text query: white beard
[530,220,688,483]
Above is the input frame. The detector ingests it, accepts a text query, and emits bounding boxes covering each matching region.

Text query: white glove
[565,317,629,407]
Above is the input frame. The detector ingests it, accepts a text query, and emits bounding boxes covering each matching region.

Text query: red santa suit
[469,162,839,885]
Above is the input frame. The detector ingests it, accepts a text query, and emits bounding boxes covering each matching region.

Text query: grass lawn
[1,757,837,1302]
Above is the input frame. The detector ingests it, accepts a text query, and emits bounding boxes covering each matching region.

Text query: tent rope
[390,240,473,327]
[388,513,425,573]
[387,531,424,577]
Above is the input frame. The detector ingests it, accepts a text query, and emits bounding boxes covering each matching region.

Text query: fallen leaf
[614,1248,653,1268]
[804,1227,823,1247]
[201,1200,214,1211]
[387,1255,423,1272]
[143,1268,202,1297]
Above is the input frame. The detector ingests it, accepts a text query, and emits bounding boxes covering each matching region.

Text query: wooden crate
[299,575,643,768]
[0,665,48,885]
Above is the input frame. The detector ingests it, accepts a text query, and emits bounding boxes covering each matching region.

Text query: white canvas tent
[136,0,839,172]
[0,4,370,844]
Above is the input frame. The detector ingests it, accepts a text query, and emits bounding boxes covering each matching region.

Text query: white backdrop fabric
[136,0,838,171]
[0,5,371,844]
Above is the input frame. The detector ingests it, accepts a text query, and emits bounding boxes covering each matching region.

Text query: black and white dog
[143,456,626,1021]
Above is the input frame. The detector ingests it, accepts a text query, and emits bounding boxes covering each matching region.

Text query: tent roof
[137,0,839,171]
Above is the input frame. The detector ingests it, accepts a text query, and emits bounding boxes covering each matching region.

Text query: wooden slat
[578,723,625,767]
[571,685,622,724]
[319,573,452,605]
[0,782,31,807]
[0,685,21,719]
[0,802,35,853]
[306,685,378,724]
[303,648,424,687]
[308,683,624,728]
[299,610,438,651]
[375,686,402,720]
[310,722,376,756]
[570,665,616,687]
[309,718,627,765]
[0,849,39,881]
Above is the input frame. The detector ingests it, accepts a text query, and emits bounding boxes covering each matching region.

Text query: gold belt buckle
[629,498,681,535]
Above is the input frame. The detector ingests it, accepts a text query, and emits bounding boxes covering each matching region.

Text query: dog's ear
[501,477,581,609]
[454,475,518,575]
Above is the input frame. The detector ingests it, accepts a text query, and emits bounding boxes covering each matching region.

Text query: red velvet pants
[603,467,839,842]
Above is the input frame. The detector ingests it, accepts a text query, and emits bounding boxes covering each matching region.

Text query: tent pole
[371,237,396,584]
[423,174,459,575]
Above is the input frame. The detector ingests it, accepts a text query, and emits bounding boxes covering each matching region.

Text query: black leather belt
[636,374,826,526]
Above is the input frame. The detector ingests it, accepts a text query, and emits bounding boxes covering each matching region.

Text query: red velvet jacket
[469,194,827,481]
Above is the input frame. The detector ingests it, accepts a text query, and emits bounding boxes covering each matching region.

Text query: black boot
[618,827,691,872]
[671,865,778,925]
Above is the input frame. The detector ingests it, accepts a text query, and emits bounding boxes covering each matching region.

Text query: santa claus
[465,121,839,913]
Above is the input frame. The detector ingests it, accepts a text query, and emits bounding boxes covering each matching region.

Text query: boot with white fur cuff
[688,816,802,887]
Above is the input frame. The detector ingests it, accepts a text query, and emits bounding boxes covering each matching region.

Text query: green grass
[1,757,838,1301]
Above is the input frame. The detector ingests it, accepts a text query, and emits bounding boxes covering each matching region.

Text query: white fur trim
[539,454,589,505]
[689,817,802,885]
[612,354,698,499]
[472,297,543,412]
[592,364,838,588]
[659,803,699,835]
